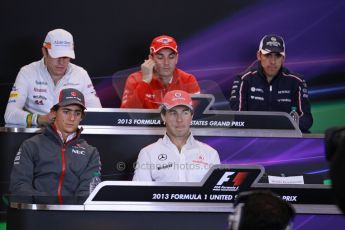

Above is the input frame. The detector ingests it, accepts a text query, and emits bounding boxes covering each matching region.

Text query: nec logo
[216,172,235,185]
[72,149,85,155]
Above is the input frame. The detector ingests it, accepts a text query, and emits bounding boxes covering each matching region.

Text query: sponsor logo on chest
[192,155,208,164]
[277,90,290,94]
[250,95,264,101]
[145,93,155,99]
[63,83,80,87]
[35,80,48,85]
[34,88,47,93]
[250,87,264,93]
[71,144,86,156]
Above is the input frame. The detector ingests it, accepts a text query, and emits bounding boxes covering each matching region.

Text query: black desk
[6,165,343,230]
[81,94,302,137]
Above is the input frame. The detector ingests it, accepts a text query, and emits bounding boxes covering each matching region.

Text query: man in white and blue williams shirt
[229,34,313,132]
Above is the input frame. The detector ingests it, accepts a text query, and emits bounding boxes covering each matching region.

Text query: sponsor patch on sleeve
[9,92,20,98]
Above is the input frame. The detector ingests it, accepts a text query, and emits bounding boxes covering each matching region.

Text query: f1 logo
[216,172,235,185]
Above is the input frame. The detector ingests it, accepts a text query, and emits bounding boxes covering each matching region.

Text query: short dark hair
[51,104,86,118]
[51,104,85,112]
[161,107,167,115]
[160,106,194,115]
[229,190,295,230]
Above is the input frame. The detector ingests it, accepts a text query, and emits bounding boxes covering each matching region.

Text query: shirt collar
[56,129,77,143]
[162,132,195,148]
[51,123,77,143]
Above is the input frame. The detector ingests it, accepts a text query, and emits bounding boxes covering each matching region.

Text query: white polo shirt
[133,133,220,182]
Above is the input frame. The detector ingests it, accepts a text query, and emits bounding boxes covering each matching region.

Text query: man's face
[42,48,70,78]
[161,106,193,139]
[257,52,285,79]
[53,104,83,138]
[152,48,178,79]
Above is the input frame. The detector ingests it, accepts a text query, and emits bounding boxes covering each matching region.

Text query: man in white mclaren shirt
[4,28,101,127]
[133,90,220,182]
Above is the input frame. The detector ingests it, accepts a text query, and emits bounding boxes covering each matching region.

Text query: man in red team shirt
[121,35,200,109]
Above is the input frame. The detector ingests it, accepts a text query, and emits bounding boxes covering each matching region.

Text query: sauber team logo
[213,171,248,192]
[75,144,85,149]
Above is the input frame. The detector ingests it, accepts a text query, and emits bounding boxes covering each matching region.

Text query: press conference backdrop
[0,1,344,130]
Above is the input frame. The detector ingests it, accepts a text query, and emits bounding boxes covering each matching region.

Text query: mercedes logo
[158,154,167,161]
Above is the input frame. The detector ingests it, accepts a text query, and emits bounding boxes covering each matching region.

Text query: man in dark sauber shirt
[10,88,101,198]
[229,34,313,132]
